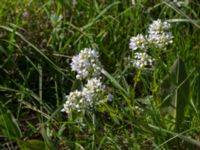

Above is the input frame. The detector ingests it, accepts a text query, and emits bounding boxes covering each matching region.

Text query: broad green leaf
[0,104,22,140]
[18,139,47,150]
[192,70,200,111]
[160,57,190,131]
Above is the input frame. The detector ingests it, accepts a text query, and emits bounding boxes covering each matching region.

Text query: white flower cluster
[129,19,173,68]
[62,49,113,114]
[129,34,147,51]
[70,48,101,80]
[148,19,173,48]
[132,52,154,69]
[61,90,83,114]
[82,78,105,105]
[62,78,107,113]
[148,19,171,34]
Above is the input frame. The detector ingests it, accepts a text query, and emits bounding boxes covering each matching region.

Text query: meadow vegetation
[0,0,200,149]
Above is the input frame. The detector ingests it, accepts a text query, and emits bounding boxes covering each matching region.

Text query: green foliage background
[0,0,200,149]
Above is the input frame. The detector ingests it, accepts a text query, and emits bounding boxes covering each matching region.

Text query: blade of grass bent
[163,0,200,29]
[101,69,129,96]
[149,124,200,148]
[0,25,66,77]
[81,1,121,31]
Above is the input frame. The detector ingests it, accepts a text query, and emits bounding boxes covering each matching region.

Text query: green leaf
[192,70,200,112]
[160,57,190,131]
[0,103,22,140]
[40,126,55,150]
[18,140,47,150]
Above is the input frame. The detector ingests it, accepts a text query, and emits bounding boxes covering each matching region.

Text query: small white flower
[148,19,173,48]
[61,90,84,114]
[62,78,111,114]
[82,78,105,105]
[71,48,101,80]
[148,32,173,48]
[148,19,171,35]
[129,34,147,51]
[135,106,144,112]
[131,52,154,68]
[131,0,135,6]
[107,93,114,102]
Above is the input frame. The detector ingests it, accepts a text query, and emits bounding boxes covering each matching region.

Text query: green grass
[0,0,200,149]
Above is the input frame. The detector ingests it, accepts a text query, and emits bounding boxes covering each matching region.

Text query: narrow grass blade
[101,69,129,96]
[163,0,200,29]
[81,1,121,30]
[149,124,200,148]
[0,25,66,77]
[18,139,47,150]
[0,103,22,140]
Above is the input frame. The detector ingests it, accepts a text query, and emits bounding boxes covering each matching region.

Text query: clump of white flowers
[61,90,83,114]
[148,19,171,34]
[70,48,101,80]
[132,52,154,68]
[148,19,173,48]
[129,19,173,69]
[129,34,147,51]
[62,49,113,114]
[82,77,106,106]
[61,77,109,114]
